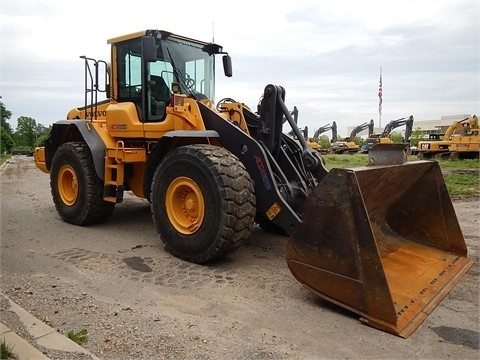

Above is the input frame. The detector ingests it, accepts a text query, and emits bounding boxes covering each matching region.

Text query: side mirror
[222,55,232,77]
[141,36,157,62]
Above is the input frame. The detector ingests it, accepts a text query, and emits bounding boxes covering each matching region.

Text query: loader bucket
[285,160,473,338]
[368,143,408,165]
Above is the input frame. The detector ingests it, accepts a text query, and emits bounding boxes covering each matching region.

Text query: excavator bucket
[286,160,473,338]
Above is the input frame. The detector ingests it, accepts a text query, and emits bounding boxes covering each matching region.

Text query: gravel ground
[2,201,478,360]
[1,156,479,359]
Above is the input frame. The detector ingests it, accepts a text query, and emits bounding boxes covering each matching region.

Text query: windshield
[155,37,215,100]
[116,36,215,101]
[115,34,217,121]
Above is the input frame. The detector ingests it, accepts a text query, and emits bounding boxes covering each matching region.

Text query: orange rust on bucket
[285,160,474,338]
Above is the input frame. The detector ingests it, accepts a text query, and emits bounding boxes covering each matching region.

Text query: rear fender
[45,120,105,179]
[143,130,220,202]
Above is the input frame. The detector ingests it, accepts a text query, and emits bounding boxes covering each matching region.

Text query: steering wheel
[184,77,196,90]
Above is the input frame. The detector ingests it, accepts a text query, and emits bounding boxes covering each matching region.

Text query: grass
[443,173,480,197]
[322,153,370,169]
[1,154,11,165]
[2,151,478,198]
[0,338,18,359]
[435,158,480,169]
[67,329,88,345]
[322,153,479,198]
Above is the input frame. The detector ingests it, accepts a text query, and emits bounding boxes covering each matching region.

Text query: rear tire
[150,144,256,263]
[50,142,115,225]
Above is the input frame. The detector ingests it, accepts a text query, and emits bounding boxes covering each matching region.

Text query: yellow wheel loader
[34,30,473,338]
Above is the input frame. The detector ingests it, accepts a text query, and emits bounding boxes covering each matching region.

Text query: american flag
[378,68,383,116]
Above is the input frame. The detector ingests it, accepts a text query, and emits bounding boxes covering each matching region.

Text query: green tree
[410,127,424,147]
[35,125,52,147]
[1,102,13,134]
[354,136,365,147]
[1,102,14,153]
[14,116,38,149]
[1,127,14,153]
[389,131,404,143]
[318,135,332,149]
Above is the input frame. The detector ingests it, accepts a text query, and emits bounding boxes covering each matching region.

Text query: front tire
[150,144,256,263]
[50,142,115,225]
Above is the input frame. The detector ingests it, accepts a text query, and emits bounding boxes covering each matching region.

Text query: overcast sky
[1,0,478,136]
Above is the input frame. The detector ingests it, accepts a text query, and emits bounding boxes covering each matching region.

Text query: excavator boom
[312,122,336,142]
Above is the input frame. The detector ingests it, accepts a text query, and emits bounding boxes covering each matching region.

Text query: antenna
[212,21,215,42]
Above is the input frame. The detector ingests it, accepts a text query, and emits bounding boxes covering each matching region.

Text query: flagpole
[378,67,382,128]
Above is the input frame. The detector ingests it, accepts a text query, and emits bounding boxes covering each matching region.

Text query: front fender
[143,130,219,202]
[45,120,106,179]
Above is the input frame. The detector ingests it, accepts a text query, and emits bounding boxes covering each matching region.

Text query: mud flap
[285,160,473,338]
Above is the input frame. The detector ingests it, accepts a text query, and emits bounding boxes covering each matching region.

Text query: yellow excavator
[302,122,337,151]
[417,116,478,159]
[365,116,414,151]
[448,115,479,159]
[284,108,336,152]
[34,29,473,338]
[331,119,374,154]
[418,115,478,159]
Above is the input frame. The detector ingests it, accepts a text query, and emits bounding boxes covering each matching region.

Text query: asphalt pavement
[0,157,87,359]
[0,156,99,359]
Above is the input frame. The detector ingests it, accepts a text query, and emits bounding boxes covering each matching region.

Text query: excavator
[285,106,313,146]
[304,122,337,151]
[418,115,479,159]
[331,119,374,154]
[365,116,414,151]
[284,108,336,152]
[448,115,479,159]
[33,29,473,338]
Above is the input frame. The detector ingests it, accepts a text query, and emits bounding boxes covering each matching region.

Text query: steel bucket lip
[288,254,473,338]
[368,143,408,165]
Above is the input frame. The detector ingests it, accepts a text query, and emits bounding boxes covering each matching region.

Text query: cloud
[1,0,478,136]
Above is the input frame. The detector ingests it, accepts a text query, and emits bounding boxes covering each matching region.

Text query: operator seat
[149,75,171,121]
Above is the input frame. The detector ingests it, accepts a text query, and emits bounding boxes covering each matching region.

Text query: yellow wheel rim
[166,176,205,235]
[58,164,78,206]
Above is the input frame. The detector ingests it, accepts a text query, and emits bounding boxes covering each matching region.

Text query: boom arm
[444,116,478,139]
[349,119,374,140]
[381,116,414,139]
[312,121,337,142]
[331,121,337,142]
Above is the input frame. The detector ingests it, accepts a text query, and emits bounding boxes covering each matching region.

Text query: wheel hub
[166,177,205,235]
[58,164,78,206]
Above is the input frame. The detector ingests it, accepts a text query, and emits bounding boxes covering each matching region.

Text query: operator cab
[112,30,232,122]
